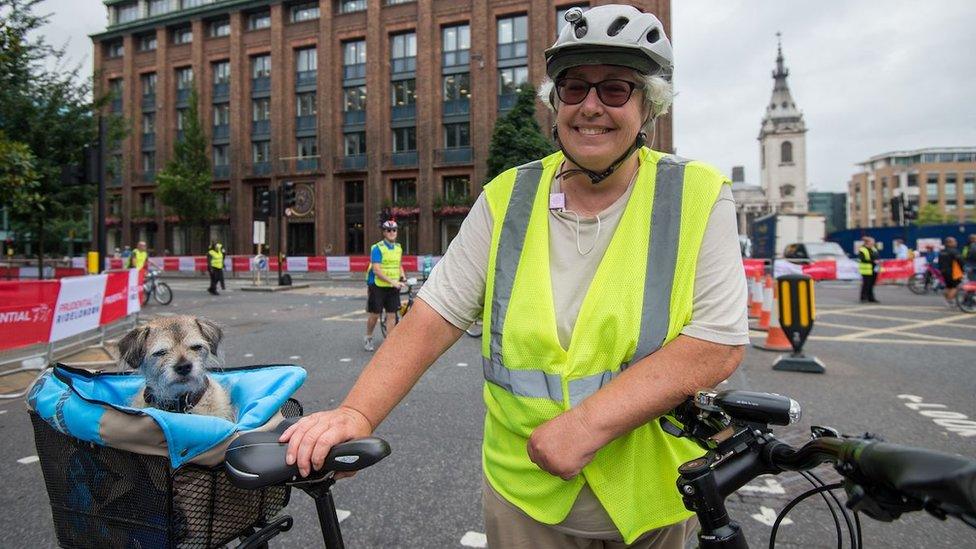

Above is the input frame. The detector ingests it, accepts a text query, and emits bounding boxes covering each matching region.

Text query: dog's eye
[151,350,167,357]
[190,344,205,352]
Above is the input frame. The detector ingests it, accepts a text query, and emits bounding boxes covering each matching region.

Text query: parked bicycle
[663,389,976,548]
[141,268,173,306]
[907,263,945,294]
[379,277,417,338]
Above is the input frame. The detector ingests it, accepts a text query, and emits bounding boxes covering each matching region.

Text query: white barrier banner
[327,256,350,272]
[287,256,308,272]
[50,274,107,342]
[914,257,928,274]
[224,258,233,272]
[772,260,803,278]
[836,258,862,280]
[72,257,86,269]
[127,269,142,315]
[148,257,165,270]
[178,257,196,272]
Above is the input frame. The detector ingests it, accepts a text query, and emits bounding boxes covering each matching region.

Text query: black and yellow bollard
[772,274,825,373]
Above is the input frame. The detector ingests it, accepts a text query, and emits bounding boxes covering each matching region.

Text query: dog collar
[144,378,210,414]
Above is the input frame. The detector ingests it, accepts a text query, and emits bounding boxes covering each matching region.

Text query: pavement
[0,277,973,548]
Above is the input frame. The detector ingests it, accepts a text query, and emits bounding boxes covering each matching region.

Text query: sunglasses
[554,78,639,108]
[383,228,398,233]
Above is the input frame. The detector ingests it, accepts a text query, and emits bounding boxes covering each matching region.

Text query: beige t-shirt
[417,164,748,537]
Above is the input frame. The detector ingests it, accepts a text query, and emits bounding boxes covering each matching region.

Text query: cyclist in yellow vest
[131,241,148,271]
[364,219,405,351]
[282,6,748,548]
[207,242,225,295]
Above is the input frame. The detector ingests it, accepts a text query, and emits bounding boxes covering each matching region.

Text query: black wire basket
[29,399,303,549]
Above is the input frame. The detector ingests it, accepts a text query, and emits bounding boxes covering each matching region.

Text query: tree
[914,203,947,226]
[486,85,555,181]
[0,131,40,212]
[0,0,110,274]
[156,85,216,253]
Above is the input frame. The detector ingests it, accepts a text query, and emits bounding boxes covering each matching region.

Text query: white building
[758,35,808,213]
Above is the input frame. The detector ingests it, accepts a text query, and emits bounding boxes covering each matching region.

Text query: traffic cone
[752,276,774,331]
[748,276,762,319]
[752,282,793,352]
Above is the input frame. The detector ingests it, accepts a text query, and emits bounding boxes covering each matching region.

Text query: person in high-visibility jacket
[858,236,880,303]
[131,241,148,271]
[281,6,748,548]
[207,242,225,295]
[363,219,405,351]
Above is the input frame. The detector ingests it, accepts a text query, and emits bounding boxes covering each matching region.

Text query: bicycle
[141,268,173,306]
[662,389,976,548]
[379,277,417,338]
[907,264,945,295]
[954,279,976,313]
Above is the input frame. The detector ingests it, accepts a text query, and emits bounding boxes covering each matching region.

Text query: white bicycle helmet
[381,219,398,230]
[545,5,673,80]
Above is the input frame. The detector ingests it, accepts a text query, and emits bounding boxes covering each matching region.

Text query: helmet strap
[553,125,647,186]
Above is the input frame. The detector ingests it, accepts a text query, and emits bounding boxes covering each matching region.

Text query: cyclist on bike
[939,236,965,307]
[282,5,747,548]
[962,233,976,280]
[364,219,404,352]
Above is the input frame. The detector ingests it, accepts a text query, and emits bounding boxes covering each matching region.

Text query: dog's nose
[174,362,193,376]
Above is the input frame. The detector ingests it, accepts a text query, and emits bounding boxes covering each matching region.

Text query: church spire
[761,32,805,136]
[773,32,789,92]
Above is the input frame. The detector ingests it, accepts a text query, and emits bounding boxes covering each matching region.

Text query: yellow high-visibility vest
[368,241,402,288]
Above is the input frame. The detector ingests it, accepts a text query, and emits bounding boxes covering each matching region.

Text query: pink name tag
[549,193,566,210]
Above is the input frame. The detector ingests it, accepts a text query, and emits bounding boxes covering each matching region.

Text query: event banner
[0,280,60,350]
[49,274,107,342]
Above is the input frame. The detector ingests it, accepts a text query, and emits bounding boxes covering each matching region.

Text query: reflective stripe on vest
[484,156,688,406]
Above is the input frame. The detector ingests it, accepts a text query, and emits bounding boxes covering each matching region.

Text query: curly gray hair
[537,73,674,120]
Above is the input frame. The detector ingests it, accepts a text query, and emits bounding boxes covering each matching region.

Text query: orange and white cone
[753,276,774,331]
[748,276,762,319]
[752,282,793,352]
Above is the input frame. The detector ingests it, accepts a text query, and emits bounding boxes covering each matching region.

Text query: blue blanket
[27,364,306,468]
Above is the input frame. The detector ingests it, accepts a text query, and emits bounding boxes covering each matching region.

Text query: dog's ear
[118,325,150,369]
[195,318,223,354]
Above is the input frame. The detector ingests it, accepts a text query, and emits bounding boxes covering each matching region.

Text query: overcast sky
[33,0,976,193]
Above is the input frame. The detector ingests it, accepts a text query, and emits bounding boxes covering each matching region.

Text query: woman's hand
[279,406,373,478]
[527,408,600,480]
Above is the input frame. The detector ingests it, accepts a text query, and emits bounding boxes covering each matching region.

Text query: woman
[282,5,748,548]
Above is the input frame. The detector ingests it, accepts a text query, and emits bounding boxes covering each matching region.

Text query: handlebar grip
[857,442,976,515]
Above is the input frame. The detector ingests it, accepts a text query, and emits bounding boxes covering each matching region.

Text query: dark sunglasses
[383,228,398,232]
[554,78,639,108]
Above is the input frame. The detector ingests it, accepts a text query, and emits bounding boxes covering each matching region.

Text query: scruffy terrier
[119,315,236,422]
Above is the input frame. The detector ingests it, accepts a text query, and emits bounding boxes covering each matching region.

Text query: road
[1,277,973,548]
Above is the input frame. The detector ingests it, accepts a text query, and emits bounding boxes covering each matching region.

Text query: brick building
[848,147,976,228]
[93,0,672,256]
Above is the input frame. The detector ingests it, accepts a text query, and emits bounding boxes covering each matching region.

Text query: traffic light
[257,189,275,218]
[890,195,904,225]
[282,181,297,210]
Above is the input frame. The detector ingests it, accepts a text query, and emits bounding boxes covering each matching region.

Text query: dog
[118,315,236,422]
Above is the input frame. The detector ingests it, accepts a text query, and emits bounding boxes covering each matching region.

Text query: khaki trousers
[482,479,699,549]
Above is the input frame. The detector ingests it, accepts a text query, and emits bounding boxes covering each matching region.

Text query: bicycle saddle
[224,419,391,490]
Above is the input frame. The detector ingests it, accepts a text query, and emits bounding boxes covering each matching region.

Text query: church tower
[759,34,808,213]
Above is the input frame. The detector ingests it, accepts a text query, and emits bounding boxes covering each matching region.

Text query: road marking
[337,509,351,523]
[460,531,487,547]
[0,410,8,415]
[739,477,786,495]
[751,506,792,526]
[323,310,367,322]
[814,321,969,343]
[18,455,39,465]
[806,335,976,347]
[340,358,352,362]
[289,355,301,360]
[244,353,254,358]
[898,395,976,437]
[834,313,973,341]
[457,362,468,367]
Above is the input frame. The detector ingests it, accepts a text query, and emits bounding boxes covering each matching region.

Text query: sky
[30,0,976,193]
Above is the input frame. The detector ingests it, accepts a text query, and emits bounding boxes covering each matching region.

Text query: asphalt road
[1,277,973,548]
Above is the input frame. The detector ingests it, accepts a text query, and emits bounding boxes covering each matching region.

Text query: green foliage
[0,131,40,212]
[914,203,947,226]
[0,0,110,261]
[486,85,555,181]
[156,85,216,233]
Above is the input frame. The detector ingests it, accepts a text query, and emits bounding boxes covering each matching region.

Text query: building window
[138,33,157,52]
[142,112,156,134]
[945,174,958,208]
[392,127,416,152]
[247,10,271,30]
[141,151,155,173]
[141,73,157,96]
[107,40,124,58]
[252,141,270,163]
[140,193,156,215]
[182,0,209,8]
[498,66,528,103]
[344,132,366,156]
[212,61,230,85]
[926,173,939,203]
[252,54,271,78]
[339,0,366,14]
[208,18,230,38]
[149,0,172,17]
[297,136,318,158]
[781,141,793,164]
[964,173,975,207]
[343,39,367,79]
[444,122,470,148]
[252,98,270,121]
[556,4,588,37]
[497,15,528,60]
[116,2,139,24]
[108,78,123,110]
[392,178,416,203]
[290,2,320,22]
[213,104,230,127]
[295,48,317,88]
[172,26,192,45]
[443,73,470,100]
[213,144,229,166]
[907,173,918,187]
[296,92,317,117]
[443,175,469,202]
[442,24,470,67]
[390,32,416,74]
[391,79,416,106]
[344,86,366,112]
[176,108,189,130]
[176,67,193,89]
[780,184,794,198]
